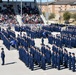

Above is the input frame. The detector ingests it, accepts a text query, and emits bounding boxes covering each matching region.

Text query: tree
[49,13,55,20]
[63,11,71,23]
[72,13,76,21]
[42,12,45,17]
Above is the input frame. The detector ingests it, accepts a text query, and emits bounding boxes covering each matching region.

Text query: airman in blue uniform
[68,52,72,70]
[41,45,45,54]
[29,54,34,71]
[1,48,5,65]
[37,50,41,66]
[54,51,57,68]
[41,37,44,45]
[34,48,38,65]
[41,54,46,70]
[57,52,60,70]
[63,49,68,68]
[51,50,54,68]
[59,48,63,65]
[47,47,51,65]
[72,53,75,72]
[26,51,29,67]
[30,39,35,46]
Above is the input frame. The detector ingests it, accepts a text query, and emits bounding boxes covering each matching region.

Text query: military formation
[0,25,76,72]
[18,43,76,72]
[48,30,76,48]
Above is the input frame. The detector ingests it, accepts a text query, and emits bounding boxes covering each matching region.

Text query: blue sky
[3,0,54,2]
[37,0,54,2]
[29,0,54,2]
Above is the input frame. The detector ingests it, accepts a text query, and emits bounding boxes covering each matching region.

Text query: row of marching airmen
[0,27,76,72]
[19,43,76,72]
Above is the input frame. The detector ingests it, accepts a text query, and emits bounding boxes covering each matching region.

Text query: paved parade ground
[0,0,76,74]
[0,38,76,75]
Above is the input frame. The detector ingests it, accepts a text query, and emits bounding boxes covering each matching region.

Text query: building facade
[41,4,76,20]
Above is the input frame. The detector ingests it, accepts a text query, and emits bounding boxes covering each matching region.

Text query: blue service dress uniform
[41,37,44,45]
[54,52,57,68]
[26,52,29,67]
[68,53,72,70]
[51,51,54,68]
[59,49,63,65]
[57,53,60,70]
[41,55,46,70]
[72,55,75,72]
[29,55,34,70]
[64,52,68,68]
[1,50,5,65]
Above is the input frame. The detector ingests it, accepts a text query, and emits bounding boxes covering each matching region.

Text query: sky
[2,0,54,2]
[28,0,54,2]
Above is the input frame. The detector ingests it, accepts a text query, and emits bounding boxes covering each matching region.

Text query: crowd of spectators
[22,14,43,24]
[0,4,18,25]
[19,3,44,24]
[0,14,17,25]
[0,2,44,25]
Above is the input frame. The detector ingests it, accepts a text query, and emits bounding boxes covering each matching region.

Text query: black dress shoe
[1,64,4,65]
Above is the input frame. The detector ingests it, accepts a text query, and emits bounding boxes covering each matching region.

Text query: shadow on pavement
[5,62,17,65]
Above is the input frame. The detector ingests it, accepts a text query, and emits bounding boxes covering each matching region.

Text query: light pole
[21,0,22,26]
[40,0,42,12]
[21,0,22,17]
[59,6,62,23]
[47,0,49,24]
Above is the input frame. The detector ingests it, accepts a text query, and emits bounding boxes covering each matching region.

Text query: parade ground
[0,0,76,75]
[0,38,76,75]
